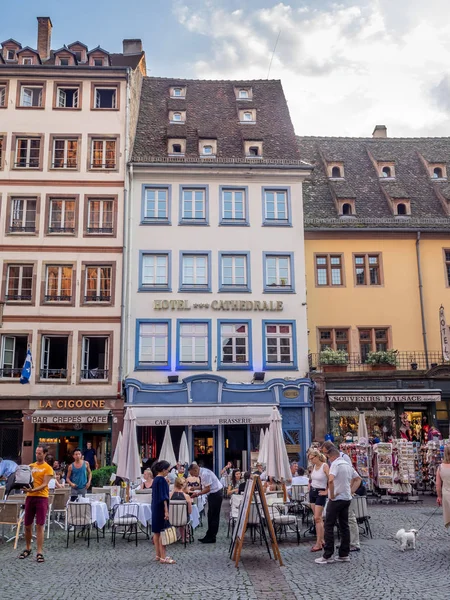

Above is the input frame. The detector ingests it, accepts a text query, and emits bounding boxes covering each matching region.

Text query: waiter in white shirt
[188,462,223,543]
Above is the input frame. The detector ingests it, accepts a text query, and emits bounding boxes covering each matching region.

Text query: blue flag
[20,349,32,384]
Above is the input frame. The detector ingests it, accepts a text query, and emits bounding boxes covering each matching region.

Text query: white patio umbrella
[116,407,141,482]
[257,428,266,464]
[178,431,190,465]
[261,427,270,465]
[357,411,369,444]
[112,431,123,466]
[265,407,292,483]
[159,425,177,468]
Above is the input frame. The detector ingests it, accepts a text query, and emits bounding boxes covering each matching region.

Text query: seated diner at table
[227,469,243,496]
[141,468,153,490]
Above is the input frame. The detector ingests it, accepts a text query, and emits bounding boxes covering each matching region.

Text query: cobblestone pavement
[0,496,449,600]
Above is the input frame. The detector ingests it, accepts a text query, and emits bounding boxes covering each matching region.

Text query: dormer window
[244,140,263,158]
[173,144,182,153]
[167,138,186,156]
[381,166,391,177]
[327,162,344,179]
[94,59,103,66]
[22,57,33,65]
[173,112,182,121]
[243,112,252,121]
[332,166,341,178]
[239,89,249,99]
[392,199,411,216]
[173,88,182,97]
[171,86,186,99]
[170,110,186,124]
[203,145,213,155]
[59,58,69,66]
[377,162,395,178]
[397,203,406,215]
[429,164,447,179]
[249,147,259,156]
[338,199,355,216]
[74,51,82,62]
[433,167,443,178]
[7,50,15,61]
[199,139,217,157]
[235,87,252,100]
[342,203,352,216]
[239,109,256,123]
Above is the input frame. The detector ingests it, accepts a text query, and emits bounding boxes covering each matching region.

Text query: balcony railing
[84,295,111,302]
[81,369,108,380]
[9,225,35,233]
[86,227,113,234]
[0,368,22,378]
[40,368,67,379]
[44,295,71,302]
[309,351,446,373]
[5,294,32,301]
[48,226,75,234]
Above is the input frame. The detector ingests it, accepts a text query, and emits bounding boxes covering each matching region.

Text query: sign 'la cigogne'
[154,299,283,311]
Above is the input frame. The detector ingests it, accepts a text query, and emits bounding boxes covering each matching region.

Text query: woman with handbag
[151,460,175,564]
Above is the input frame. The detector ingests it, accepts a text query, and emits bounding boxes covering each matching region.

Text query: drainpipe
[416,231,429,368]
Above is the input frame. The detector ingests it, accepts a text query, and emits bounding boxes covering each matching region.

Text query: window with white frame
[0,85,6,107]
[81,336,109,379]
[220,323,249,366]
[264,189,289,223]
[45,265,73,302]
[22,57,33,65]
[52,138,78,168]
[221,188,246,222]
[143,187,169,222]
[90,138,116,169]
[6,50,15,61]
[141,254,169,289]
[19,85,43,107]
[138,322,169,366]
[181,254,208,289]
[48,198,76,233]
[265,255,292,289]
[265,323,293,366]
[181,188,206,221]
[15,137,41,168]
[238,89,249,99]
[179,323,209,366]
[85,266,112,302]
[87,198,114,233]
[94,87,117,109]
[5,265,33,301]
[10,197,37,232]
[57,86,79,108]
[221,255,248,289]
[0,335,28,378]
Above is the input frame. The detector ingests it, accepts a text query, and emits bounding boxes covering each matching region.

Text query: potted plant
[319,348,349,372]
[365,349,398,370]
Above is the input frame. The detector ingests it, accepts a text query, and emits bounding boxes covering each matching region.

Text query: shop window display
[330,409,394,444]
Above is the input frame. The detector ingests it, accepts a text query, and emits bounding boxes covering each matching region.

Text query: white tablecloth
[89,501,109,530]
[190,505,200,529]
[136,503,152,526]
[110,495,121,508]
[194,495,207,513]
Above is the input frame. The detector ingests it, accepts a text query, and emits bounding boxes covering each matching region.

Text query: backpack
[14,465,33,486]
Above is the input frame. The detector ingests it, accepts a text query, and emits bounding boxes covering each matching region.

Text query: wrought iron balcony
[86,227,113,234]
[0,368,22,378]
[80,369,108,380]
[308,351,445,373]
[48,226,75,233]
[5,294,32,301]
[40,368,68,379]
[44,295,71,302]
[9,225,36,233]
[84,295,111,302]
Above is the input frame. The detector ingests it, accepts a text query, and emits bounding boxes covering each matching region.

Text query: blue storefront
[125,374,314,474]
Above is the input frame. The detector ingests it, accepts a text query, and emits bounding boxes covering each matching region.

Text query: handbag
[161,519,177,546]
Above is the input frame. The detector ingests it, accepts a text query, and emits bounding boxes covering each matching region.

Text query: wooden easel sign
[229,475,282,567]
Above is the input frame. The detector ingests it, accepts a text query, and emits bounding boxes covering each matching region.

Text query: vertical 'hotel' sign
[440,305,450,362]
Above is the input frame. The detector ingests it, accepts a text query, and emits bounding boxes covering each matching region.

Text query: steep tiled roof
[132,78,301,163]
[298,136,450,230]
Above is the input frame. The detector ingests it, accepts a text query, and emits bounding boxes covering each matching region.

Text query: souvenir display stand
[373,443,393,489]
[340,443,373,492]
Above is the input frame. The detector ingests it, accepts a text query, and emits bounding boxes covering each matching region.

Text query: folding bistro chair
[51,488,71,530]
[169,500,193,547]
[66,502,99,548]
[0,502,23,549]
[111,503,140,547]
[227,494,243,538]
[0,488,5,501]
[351,495,373,538]
[271,502,300,544]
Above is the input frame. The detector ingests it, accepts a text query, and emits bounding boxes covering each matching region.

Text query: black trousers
[205,490,223,540]
[323,499,351,559]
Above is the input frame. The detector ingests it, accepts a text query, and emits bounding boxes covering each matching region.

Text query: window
[177,321,211,369]
[0,336,28,379]
[22,57,33,65]
[94,87,117,109]
[7,50,15,60]
[331,166,341,178]
[56,86,79,108]
[219,322,251,368]
[359,328,389,361]
[319,328,350,352]
[249,146,259,156]
[263,321,296,369]
[74,51,82,62]
[173,88,183,97]
[354,254,382,286]
[85,266,112,302]
[172,112,184,123]
[172,144,182,154]
[93,59,104,66]
[180,187,208,223]
[263,188,290,225]
[137,321,170,369]
[199,139,217,156]
[220,187,248,224]
[9,198,37,233]
[19,85,44,107]
[48,198,76,233]
[15,137,41,168]
[90,138,116,169]
[142,186,170,223]
[381,166,392,178]
[219,253,250,292]
[87,198,114,234]
[433,167,443,178]
[45,266,73,302]
[140,252,171,291]
[40,335,68,380]
[0,136,4,168]
[264,253,294,292]
[202,145,213,155]
[0,84,6,107]
[238,89,249,99]
[81,336,109,380]
[58,58,69,66]
[342,203,352,216]
[52,138,78,169]
[315,254,343,286]
[5,265,33,301]
[445,250,450,286]
[396,203,407,215]
[180,253,210,291]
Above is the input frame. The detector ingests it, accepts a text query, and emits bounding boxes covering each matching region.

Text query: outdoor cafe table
[78,498,109,530]
[120,502,200,529]
[110,495,121,509]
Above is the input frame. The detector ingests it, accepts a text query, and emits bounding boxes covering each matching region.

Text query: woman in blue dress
[151,460,174,564]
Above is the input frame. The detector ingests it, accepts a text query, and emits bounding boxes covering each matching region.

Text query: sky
[2,0,450,137]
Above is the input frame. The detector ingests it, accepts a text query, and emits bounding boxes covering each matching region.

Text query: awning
[31,410,110,424]
[327,390,441,404]
[131,405,276,426]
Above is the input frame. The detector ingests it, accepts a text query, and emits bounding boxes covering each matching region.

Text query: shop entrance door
[193,429,215,471]
[35,432,81,464]
[224,425,248,469]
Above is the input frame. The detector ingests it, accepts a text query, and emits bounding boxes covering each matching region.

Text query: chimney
[37,16,52,61]
[372,125,387,139]
[122,39,142,55]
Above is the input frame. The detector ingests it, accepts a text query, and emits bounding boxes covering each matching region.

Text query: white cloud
[172,1,450,136]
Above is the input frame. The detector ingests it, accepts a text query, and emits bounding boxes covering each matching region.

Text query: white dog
[395,528,418,551]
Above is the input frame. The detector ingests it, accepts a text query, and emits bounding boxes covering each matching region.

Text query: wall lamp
[252,371,265,383]
[168,375,179,383]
